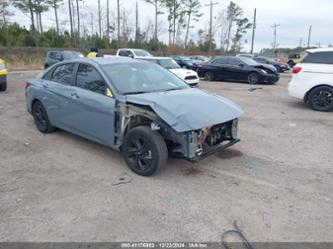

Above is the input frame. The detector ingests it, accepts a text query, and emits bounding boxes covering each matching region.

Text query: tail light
[293,66,302,74]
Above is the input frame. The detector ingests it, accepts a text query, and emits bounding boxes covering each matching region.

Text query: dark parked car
[25,57,243,176]
[253,56,290,72]
[170,55,199,70]
[197,56,280,84]
[44,51,84,69]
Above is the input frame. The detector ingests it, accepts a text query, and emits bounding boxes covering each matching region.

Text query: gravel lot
[0,71,332,242]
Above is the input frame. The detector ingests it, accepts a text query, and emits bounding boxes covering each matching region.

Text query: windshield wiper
[164,88,182,92]
[123,91,149,95]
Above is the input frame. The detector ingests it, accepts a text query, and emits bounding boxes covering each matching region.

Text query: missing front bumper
[189,138,240,162]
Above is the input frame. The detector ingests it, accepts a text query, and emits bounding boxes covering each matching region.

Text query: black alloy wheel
[32,101,55,133]
[122,126,168,176]
[248,72,259,84]
[308,86,333,112]
[204,72,214,81]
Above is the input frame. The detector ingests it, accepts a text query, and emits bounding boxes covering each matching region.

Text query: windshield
[133,50,152,57]
[239,57,259,66]
[63,51,84,59]
[102,62,189,95]
[159,59,180,69]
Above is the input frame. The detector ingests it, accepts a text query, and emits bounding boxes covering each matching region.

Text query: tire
[0,82,7,92]
[307,86,333,112]
[248,72,260,84]
[32,101,55,133]
[122,126,168,176]
[204,71,214,81]
[288,61,294,68]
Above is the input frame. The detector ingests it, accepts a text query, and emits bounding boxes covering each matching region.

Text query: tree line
[0,0,253,54]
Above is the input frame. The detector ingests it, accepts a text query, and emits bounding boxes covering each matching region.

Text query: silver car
[25,57,243,176]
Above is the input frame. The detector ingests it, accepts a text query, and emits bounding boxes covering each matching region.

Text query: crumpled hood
[125,88,244,132]
[255,64,277,73]
[169,68,198,79]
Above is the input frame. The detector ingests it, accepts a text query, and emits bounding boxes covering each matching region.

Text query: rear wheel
[204,71,214,81]
[307,86,333,112]
[32,101,55,133]
[248,72,259,84]
[122,126,168,176]
[0,82,7,92]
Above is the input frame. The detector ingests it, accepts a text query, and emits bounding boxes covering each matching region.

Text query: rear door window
[119,50,132,57]
[76,64,106,95]
[301,52,333,64]
[50,63,75,85]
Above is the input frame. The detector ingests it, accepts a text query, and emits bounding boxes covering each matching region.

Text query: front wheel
[248,72,259,84]
[307,86,333,112]
[122,126,168,176]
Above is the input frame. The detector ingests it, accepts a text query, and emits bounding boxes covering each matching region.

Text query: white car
[288,48,333,112]
[140,57,200,87]
[116,48,152,58]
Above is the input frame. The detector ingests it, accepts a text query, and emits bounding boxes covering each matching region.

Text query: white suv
[116,48,152,58]
[288,48,333,112]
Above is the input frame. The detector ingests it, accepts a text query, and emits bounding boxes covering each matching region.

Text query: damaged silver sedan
[25,57,243,176]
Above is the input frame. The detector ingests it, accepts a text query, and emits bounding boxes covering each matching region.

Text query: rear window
[301,52,333,64]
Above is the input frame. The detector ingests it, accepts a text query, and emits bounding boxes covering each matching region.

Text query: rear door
[211,57,230,80]
[69,63,116,146]
[299,51,333,86]
[43,63,77,129]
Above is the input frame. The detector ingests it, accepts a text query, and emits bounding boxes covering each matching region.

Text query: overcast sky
[10,0,333,52]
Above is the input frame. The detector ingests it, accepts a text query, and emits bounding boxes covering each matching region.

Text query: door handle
[70,93,80,99]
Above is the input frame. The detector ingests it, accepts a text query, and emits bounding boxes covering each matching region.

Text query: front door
[69,63,116,147]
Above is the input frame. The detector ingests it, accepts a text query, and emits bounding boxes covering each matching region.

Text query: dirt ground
[0,71,332,242]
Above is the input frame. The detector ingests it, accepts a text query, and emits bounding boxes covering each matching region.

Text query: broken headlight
[231,119,238,139]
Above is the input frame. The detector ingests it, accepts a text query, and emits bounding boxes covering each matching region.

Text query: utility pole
[250,8,257,54]
[173,0,176,47]
[205,0,218,55]
[299,37,302,48]
[117,0,120,48]
[271,23,280,51]
[307,25,312,48]
[106,0,110,44]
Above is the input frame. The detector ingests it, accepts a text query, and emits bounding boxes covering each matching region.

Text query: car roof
[306,47,333,53]
[63,56,149,66]
[140,56,172,60]
[118,48,146,51]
